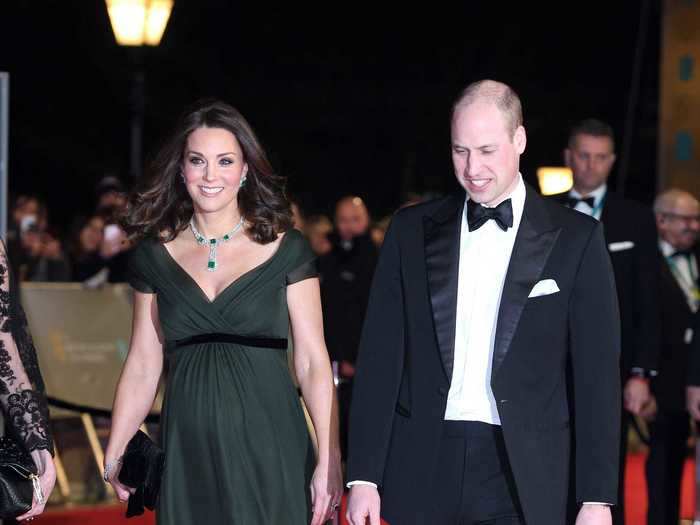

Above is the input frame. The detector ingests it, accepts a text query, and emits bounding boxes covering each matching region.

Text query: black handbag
[0,436,42,519]
[118,429,165,518]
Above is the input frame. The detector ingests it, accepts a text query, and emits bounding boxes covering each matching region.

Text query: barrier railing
[20,283,162,501]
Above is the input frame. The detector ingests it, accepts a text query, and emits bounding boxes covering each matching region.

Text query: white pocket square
[608,241,635,252]
[528,279,560,298]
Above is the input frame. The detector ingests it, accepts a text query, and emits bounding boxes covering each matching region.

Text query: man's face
[335,199,370,241]
[451,101,525,206]
[565,134,616,195]
[657,196,700,251]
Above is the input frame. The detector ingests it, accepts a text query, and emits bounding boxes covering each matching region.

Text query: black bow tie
[567,196,595,208]
[467,199,513,232]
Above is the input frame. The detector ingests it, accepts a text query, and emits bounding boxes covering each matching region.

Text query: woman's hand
[16,448,56,521]
[309,457,344,525]
[103,456,135,503]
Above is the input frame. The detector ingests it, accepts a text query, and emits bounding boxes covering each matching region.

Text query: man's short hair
[452,80,523,137]
[568,118,615,149]
[653,188,697,215]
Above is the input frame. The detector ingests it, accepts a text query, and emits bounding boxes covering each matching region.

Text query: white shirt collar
[659,239,678,257]
[569,183,607,207]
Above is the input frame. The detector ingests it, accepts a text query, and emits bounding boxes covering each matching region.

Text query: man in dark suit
[319,196,378,459]
[346,80,620,525]
[645,189,700,525]
[551,119,661,525]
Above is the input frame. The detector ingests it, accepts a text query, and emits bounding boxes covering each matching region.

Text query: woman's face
[14,198,40,229]
[80,217,104,253]
[308,223,332,256]
[182,127,248,216]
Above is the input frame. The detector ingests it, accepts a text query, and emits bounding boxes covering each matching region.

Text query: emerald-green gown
[127,229,316,524]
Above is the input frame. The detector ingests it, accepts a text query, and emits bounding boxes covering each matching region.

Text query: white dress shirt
[660,239,700,313]
[568,184,607,220]
[444,176,526,424]
[347,180,525,490]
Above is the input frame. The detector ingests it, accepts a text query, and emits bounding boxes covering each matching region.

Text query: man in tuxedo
[346,80,620,525]
[551,119,661,524]
[645,189,700,524]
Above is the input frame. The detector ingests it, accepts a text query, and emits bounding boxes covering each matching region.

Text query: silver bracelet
[103,456,123,482]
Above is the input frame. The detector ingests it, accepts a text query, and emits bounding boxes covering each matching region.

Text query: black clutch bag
[118,429,165,518]
[0,436,41,519]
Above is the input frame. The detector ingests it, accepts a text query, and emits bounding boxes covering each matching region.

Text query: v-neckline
[158,232,290,304]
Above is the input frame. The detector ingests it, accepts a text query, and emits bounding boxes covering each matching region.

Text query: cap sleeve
[127,240,156,294]
[285,230,319,285]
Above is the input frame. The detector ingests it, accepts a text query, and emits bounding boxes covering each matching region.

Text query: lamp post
[105,0,173,179]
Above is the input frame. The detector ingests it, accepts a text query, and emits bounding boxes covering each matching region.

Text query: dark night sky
[1,1,661,230]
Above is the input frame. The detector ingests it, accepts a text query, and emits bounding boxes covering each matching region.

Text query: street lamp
[105,0,173,179]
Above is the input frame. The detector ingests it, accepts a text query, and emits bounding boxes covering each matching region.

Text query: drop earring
[239,174,247,188]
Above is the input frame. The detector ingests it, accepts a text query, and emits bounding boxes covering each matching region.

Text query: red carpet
[41,504,154,524]
[625,452,695,524]
[37,453,695,525]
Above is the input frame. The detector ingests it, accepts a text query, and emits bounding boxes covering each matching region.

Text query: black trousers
[645,409,690,525]
[429,421,524,525]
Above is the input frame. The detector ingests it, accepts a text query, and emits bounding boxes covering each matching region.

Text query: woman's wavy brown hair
[122,98,292,244]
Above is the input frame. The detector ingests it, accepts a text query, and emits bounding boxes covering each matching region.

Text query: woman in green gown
[104,99,343,524]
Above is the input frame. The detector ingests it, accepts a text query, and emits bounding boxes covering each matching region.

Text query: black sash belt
[172,333,288,350]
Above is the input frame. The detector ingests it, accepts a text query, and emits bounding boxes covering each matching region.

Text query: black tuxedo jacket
[551,191,661,376]
[656,248,700,408]
[347,185,621,525]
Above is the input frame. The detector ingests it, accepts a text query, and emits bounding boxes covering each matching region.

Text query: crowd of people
[3,80,700,525]
[6,176,132,286]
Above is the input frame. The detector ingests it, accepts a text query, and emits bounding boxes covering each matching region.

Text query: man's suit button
[438,387,448,396]
[500,399,508,404]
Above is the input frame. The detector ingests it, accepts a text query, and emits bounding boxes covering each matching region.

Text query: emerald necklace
[189,217,245,272]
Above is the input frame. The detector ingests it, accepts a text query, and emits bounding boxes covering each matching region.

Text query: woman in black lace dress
[0,240,56,520]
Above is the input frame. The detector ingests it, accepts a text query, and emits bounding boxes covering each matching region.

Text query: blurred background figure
[69,215,106,282]
[94,175,127,212]
[319,195,378,460]
[7,195,46,271]
[290,198,306,232]
[68,211,131,286]
[20,226,71,282]
[370,215,392,248]
[304,214,333,256]
[9,196,71,282]
[9,195,47,239]
[647,189,700,525]
[552,119,661,525]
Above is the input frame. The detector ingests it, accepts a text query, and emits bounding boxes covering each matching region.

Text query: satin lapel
[493,185,561,377]
[424,194,464,383]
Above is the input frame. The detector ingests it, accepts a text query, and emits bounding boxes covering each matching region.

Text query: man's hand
[346,484,381,525]
[575,504,612,525]
[639,394,657,421]
[687,386,700,420]
[624,377,650,415]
